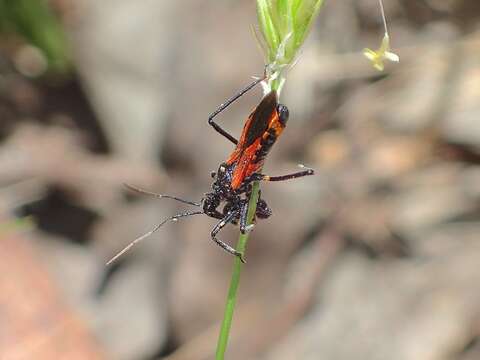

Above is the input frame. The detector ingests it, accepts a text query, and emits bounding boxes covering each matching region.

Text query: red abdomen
[225,91,286,190]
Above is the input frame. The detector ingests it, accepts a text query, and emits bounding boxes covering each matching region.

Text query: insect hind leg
[207,75,266,145]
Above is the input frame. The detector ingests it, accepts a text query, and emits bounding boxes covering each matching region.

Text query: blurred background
[1,0,480,359]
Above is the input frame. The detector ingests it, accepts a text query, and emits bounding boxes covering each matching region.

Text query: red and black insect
[107,75,313,265]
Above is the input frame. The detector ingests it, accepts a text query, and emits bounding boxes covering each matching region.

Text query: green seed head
[256,0,324,91]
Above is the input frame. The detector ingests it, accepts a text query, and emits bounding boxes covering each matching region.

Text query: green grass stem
[215,181,261,360]
[215,1,324,357]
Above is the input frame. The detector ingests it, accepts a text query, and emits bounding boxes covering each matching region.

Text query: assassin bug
[107,74,313,265]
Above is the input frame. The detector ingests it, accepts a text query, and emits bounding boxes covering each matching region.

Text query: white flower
[363,34,399,71]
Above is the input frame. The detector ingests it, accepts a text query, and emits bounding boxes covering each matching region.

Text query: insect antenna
[124,183,201,207]
[106,210,204,265]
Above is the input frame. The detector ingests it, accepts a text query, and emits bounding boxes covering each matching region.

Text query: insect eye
[277,104,289,125]
[211,171,216,178]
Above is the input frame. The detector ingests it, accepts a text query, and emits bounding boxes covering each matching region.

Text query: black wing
[243,91,278,148]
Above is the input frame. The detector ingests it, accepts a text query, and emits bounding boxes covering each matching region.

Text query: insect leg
[208,75,266,145]
[124,183,201,206]
[239,200,254,234]
[211,210,246,263]
[251,166,314,182]
[107,210,203,265]
[256,198,272,219]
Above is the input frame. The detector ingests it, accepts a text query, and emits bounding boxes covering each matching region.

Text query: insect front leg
[211,210,246,263]
[203,193,225,220]
[238,190,271,234]
[239,200,254,234]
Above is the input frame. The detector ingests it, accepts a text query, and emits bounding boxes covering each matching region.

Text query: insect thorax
[211,162,235,195]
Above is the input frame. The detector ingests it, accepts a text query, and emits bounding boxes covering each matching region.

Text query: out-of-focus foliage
[0,0,70,74]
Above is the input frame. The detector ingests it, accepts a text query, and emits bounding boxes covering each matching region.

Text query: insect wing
[226,91,278,165]
[227,91,279,189]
